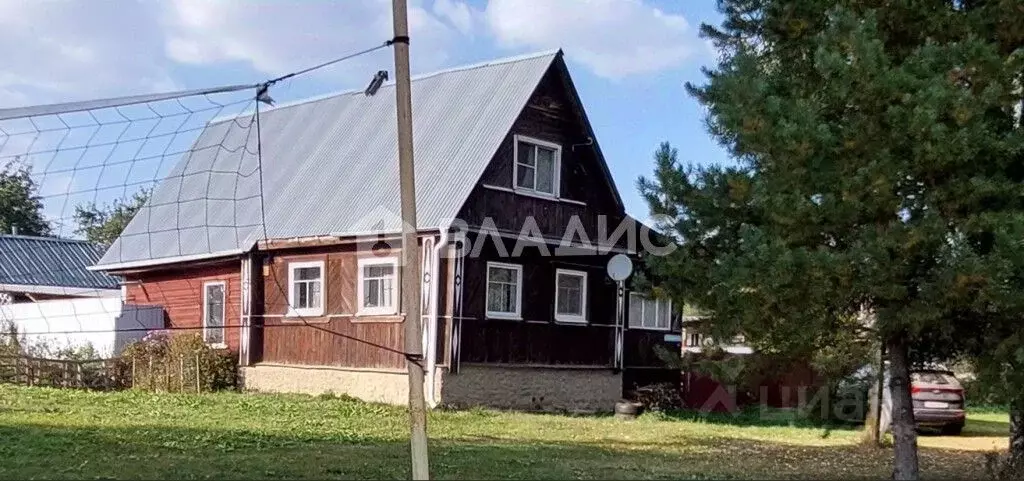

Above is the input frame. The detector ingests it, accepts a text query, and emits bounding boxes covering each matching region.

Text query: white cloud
[0,1,175,105]
[483,0,696,79]
[161,0,462,82]
[0,0,471,109]
[433,0,475,35]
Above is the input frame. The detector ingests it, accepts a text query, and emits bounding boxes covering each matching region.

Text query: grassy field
[0,385,1008,479]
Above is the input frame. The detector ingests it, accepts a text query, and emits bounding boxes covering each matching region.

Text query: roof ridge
[0,234,94,244]
[409,48,561,82]
[251,49,562,116]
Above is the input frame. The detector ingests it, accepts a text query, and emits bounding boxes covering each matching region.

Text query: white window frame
[628,293,672,331]
[287,260,325,317]
[485,262,523,320]
[554,269,588,324]
[512,134,561,198]
[202,281,227,348]
[357,256,399,316]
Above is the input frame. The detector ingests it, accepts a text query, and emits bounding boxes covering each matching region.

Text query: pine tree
[640,2,1024,479]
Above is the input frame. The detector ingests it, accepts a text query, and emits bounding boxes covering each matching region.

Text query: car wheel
[941,422,964,436]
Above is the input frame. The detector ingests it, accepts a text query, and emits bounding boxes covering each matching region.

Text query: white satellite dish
[606,254,633,282]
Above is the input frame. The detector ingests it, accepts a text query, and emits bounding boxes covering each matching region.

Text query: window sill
[481,184,586,206]
[206,343,228,350]
[351,315,404,324]
[279,316,331,325]
[357,309,399,317]
[628,326,673,332]
[554,317,587,325]
[514,187,558,199]
[285,310,325,318]
[485,313,522,321]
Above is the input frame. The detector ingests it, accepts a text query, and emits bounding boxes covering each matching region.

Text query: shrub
[985,453,1024,480]
[120,331,237,392]
[0,318,23,358]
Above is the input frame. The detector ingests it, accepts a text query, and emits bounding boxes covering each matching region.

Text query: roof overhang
[93,230,449,272]
[89,248,247,273]
[258,230,442,251]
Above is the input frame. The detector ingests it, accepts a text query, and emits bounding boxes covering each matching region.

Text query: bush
[0,318,23,358]
[120,331,237,392]
[985,453,1024,480]
[963,376,1009,407]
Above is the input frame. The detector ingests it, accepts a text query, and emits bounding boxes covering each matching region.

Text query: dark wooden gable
[457,55,625,239]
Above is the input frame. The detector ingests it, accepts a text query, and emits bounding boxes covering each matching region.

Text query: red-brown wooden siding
[124,261,242,351]
[257,242,413,370]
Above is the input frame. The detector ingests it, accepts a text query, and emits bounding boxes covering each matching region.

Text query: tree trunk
[887,334,919,480]
[1010,399,1024,466]
[863,343,886,446]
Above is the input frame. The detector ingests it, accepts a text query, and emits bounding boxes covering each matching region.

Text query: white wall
[1,298,123,358]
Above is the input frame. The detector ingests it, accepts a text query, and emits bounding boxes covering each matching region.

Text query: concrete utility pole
[391,0,430,479]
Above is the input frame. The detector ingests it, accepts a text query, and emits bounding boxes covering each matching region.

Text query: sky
[0,0,729,223]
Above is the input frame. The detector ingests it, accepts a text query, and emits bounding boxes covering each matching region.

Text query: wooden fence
[0,355,127,390]
[0,353,233,393]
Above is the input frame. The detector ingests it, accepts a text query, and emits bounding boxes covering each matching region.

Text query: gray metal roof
[0,235,119,290]
[97,50,561,269]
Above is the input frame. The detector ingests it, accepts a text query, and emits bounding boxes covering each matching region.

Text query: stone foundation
[242,364,412,405]
[439,364,622,412]
[242,363,623,412]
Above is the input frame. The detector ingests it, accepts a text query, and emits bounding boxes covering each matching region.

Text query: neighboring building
[0,234,120,302]
[0,235,126,357]
[92,50,682,411]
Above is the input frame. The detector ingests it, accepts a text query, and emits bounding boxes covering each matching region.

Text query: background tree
[640,2,1024,479]
[74,189,149,247]
[0,159,50,236]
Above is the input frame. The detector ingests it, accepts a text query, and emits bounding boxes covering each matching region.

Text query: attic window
[513,135,560,197]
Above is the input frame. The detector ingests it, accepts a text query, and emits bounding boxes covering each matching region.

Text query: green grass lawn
[0,385,1008,479]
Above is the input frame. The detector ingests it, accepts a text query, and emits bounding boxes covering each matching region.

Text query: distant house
[0,234,120,302]
[92,50,683,410]
[0,235,127,357]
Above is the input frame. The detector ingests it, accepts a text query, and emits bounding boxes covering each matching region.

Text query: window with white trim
[554,269,587,323]
[358,257,398,315]
[202,281,226,346]
[628,293,672,330]
[685,330,703,348]
[486,262,522,319]
[513,135,560,196]
[288,260,324,317]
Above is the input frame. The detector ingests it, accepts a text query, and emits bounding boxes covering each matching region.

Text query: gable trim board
[94,49,625,272]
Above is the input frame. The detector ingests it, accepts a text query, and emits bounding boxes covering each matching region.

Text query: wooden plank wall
[457,235,618,366]
[459,58,626,241]
[460,321,615,365]
[124,261,242,351]
[258,243,408,370]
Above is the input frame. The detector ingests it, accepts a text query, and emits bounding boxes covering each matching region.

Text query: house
[0,234,120,302]
[0,234,127,356]
[92,50,682,411]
